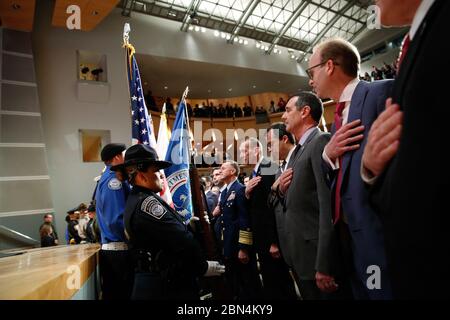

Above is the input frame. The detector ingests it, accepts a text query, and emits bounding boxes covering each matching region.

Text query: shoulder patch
[108,178,122,190]
[141,196,167,219]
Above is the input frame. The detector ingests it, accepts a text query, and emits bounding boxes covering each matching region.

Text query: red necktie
[397,34,411,71]
[333,102,346,224]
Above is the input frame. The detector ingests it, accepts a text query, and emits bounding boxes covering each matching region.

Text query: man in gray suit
[277,92,340,300]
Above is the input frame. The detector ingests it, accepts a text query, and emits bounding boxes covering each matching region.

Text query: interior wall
[29,0,336,237]
[0,28,54,249]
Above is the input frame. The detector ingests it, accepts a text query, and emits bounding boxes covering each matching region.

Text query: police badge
[108,178,122,190]
[141,196,167,219]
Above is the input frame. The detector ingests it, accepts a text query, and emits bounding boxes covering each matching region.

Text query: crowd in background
[359,61,397,82]
[145,92,287,118]
[39,203,101,247]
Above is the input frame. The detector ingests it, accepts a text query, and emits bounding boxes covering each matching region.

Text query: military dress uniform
[220,178,262,299]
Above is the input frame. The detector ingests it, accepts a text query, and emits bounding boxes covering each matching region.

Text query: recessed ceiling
[136,53,310,98]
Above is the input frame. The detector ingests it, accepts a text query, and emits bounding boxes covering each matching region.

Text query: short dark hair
[315,38,360,78]
[268,122,295,145]
[288,91,323,124]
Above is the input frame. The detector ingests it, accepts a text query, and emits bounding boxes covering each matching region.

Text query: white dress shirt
[226,178,238,193]
[410,0,436,41]
[299,126,318,147]
[282,146,295,172]
[253,156,264,176]
[322,78,360,170]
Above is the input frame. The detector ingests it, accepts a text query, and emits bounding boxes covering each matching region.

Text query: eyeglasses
[306,60,340,79]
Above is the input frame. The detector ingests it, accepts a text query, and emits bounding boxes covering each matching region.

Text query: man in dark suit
[308,38,393,299]
[362,0,450,299]
[277,92,340,300]
[211,168,227,255]
[266,123,296,267]
[203,175,218,213]
[218,160,262,299]
[239,138,297,300]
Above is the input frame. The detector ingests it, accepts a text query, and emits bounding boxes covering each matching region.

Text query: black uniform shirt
[124,185,208,278]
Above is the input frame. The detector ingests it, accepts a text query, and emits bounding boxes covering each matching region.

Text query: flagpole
[180,86,193,157]
[180,88,228,297]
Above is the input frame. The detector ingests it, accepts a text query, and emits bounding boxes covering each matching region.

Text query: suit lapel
[393,28,423,106]
[257,157,276,176]
[341,82,368,179]
[392,0,441,107]
[223,180,239,203]
[288,127,319,169]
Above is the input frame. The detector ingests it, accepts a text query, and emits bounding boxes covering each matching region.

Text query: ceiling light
[274,49,278,54]
[234,37,238,42]
[221,32,226,39]
[291,54,296,59]
[188,25,194,31]
[214,30,220,37]
[194,26,200,32]
[256,42,261,48]
[226,35,231,40]
[228,88,232,92]
[168,11,177,17]
[238,39,243,44]
[252,85,256,89]
[244,40,248,45]
[201,27,206,33]
[305,58,309,62]
[164,86,168,90]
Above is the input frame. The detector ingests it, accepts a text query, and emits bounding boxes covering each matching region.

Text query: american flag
[125,45,173,204]
[127,51,157,148]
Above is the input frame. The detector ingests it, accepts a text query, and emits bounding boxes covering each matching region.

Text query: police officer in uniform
[96,143,134,300]
[112,144,225,300]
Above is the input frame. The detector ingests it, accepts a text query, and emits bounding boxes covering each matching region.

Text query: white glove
[186,216,200,232]
[204,261,225,277]
[203,213,210,225]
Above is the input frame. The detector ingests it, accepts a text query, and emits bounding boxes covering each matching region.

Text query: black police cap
[67,207,77,214]
[101,143,126,162]
[111,144,171,172]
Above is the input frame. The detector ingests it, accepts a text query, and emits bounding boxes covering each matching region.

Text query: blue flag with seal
[164,100,193,222]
